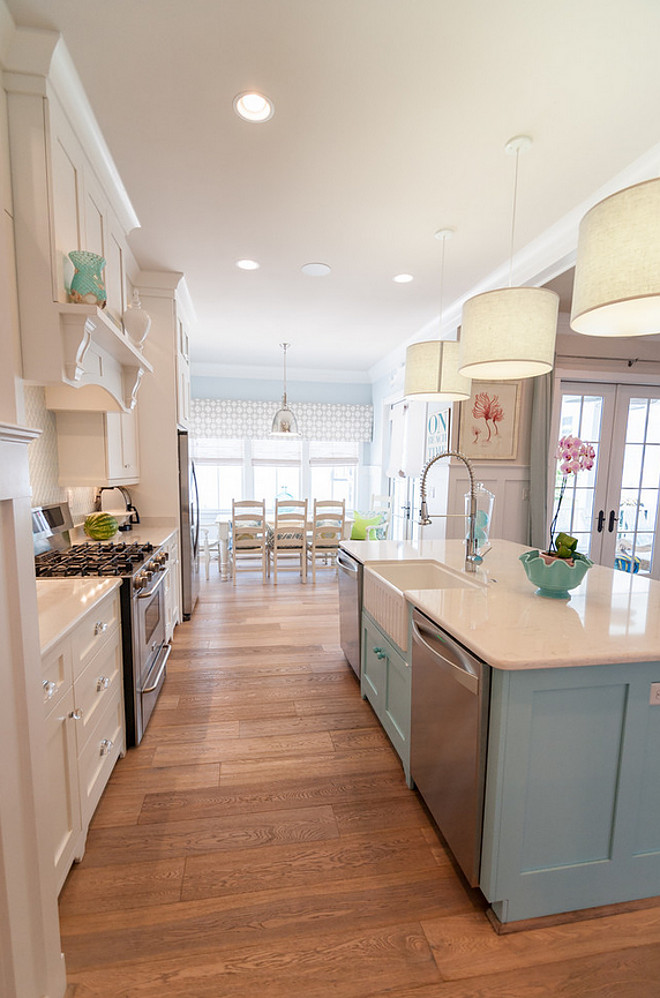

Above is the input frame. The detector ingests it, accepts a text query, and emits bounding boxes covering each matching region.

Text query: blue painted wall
[192,375,372,405]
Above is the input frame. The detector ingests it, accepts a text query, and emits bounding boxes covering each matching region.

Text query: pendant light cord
[508,147,520,289]
[439,236,446,326]
[281,342,289,406]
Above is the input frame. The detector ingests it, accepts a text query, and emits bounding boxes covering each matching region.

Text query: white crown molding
[369,140,660,387]
[135,270,197,327]
[191,361,371,384]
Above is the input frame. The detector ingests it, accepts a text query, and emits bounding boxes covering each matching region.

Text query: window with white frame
[309,441,358,507]
[193,436,360,519]
[193,438,243,521]
[251,437,302,504]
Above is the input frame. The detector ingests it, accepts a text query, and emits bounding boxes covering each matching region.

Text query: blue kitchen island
[343,537,660,926]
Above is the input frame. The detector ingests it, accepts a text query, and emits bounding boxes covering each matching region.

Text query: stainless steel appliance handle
[141,642,172,694]
[137,568,168,600]
[192,460,200,557]
[337,551,358,573]
[412,616,479,695]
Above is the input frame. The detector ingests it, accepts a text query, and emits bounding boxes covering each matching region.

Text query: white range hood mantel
[41,304,153,412]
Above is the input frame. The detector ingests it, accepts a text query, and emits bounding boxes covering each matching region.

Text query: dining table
[208,514,354,581]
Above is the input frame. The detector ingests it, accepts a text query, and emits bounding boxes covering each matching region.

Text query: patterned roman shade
[190,399,373,442]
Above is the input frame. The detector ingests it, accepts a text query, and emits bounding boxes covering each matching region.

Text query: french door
[553,382,660,579]
[390,474,420,543]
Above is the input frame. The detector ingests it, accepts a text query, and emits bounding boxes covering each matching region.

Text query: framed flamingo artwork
[458,380,521,460]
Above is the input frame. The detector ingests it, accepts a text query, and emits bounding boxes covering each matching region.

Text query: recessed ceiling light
[233,92,274,122]
[393,274,414,283]
[301,263,331,277]
[236,259,260,270]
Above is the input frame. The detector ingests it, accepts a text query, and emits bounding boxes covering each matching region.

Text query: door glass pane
[554,395,604,558]
[621,444,643,488]
[614,399,660,576]
[625,398,649,443]
[646,400,660,444]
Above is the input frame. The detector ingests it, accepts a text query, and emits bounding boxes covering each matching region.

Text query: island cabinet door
[360,613,412,784]
[480,660,660,925]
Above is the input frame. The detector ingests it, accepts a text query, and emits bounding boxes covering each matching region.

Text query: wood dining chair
[271,498,308,584]
[231,499,269,584]
[306,499,345,583]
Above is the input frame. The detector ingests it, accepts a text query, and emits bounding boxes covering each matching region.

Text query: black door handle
[608,509,617,533]
[597,510,605,532]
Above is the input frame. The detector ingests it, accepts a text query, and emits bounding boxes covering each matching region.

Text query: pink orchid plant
[548,434,596,558]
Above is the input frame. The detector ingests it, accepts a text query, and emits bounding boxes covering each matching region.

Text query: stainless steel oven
[132,564,171,744]
[34,503,172,747]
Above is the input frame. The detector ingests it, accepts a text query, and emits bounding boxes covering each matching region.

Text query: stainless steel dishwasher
[337,548,362,677]
[411,608,490,886]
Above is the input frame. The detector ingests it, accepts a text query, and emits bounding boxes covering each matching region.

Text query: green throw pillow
[350,512,383,540]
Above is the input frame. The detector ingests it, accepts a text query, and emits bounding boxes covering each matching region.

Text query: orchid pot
[520,434,596,597]
[519,548,593,599]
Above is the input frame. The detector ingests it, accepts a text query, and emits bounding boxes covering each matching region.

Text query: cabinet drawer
[41,638,73,716]
[74,635,122,752]
[77,686,125,828]
[73,591,120,678]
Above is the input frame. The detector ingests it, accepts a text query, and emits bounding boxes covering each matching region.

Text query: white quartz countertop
[70,524,177,548]
[348,538,660,671]
[340,539,434,564]
[37,578,121,656]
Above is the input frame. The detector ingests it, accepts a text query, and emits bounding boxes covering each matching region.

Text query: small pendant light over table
[271,342,301,437]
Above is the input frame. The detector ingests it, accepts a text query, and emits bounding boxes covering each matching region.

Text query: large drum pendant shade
[571,177,660,337]
[404,340,471,402]
[459,286,559,380]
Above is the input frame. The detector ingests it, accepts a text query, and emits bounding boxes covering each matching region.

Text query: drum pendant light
[459,136,559,380]
[404,230,472,402]
[271,343,301,436]
[571,177,660,337]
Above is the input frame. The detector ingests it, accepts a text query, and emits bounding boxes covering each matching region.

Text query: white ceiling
[6,0,660,379]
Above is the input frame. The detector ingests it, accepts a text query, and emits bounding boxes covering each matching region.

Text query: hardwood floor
[60,570,660,997]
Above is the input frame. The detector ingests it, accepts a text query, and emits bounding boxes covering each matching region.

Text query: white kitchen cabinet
[129,272,196,540]
[176,316,191,428]
[41,588,125,893]
[55,409,140,486]
[5,33,151,412]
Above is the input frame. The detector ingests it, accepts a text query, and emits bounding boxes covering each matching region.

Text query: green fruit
[83,512,118,540]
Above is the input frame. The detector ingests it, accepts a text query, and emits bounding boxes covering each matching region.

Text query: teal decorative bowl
[519,549,593,599]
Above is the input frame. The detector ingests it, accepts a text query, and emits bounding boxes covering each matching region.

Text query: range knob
[134,571,148,591]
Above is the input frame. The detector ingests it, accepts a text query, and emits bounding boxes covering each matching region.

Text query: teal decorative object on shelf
[68,250,107,307]
[519,548,593,599]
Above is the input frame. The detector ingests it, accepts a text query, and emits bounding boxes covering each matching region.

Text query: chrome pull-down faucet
[418,450,482,573]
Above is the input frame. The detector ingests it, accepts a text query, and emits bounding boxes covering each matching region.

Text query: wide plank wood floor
[60,568,660,997]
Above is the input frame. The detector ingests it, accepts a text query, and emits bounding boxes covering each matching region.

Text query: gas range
[33,514,171,747]
[35,540,156,579]
[34,539,170,596]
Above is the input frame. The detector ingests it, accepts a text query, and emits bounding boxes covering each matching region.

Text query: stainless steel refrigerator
[178,429,200,619]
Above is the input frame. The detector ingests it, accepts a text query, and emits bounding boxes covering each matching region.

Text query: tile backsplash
[24,386,96,522]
